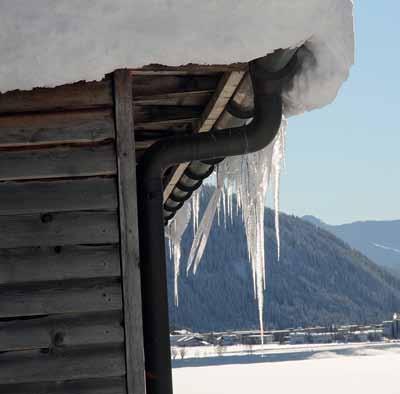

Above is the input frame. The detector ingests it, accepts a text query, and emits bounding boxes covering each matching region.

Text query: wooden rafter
[162,70,246,202]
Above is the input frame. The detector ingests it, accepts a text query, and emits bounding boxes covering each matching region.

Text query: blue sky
[278,1,400,225]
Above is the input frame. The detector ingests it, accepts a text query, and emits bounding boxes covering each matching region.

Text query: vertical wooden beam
[114,70,146,394]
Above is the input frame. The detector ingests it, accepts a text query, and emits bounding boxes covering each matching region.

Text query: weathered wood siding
[0,78,144,393]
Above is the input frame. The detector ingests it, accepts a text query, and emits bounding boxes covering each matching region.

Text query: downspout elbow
[138,50,297,184]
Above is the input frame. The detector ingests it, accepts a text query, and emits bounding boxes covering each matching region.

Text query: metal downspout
[137,49,298,394]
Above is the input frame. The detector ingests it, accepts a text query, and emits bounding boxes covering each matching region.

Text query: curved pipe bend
[138,56,297,184]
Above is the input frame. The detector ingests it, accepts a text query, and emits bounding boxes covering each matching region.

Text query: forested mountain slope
[167,188,400,331]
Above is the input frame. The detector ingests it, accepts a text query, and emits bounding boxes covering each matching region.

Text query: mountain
[167,187,400,332]
[302,216,400,278]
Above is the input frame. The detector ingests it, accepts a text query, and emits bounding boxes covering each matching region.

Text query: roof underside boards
[130,64,248,213]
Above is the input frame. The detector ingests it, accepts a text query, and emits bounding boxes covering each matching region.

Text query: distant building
[310,333,333,344]
[383,314,400,339]
[242,334,274,345]
[349,331,368,342]
[176,335,210,347]
[216,334,239,346]
[289,332,307,345]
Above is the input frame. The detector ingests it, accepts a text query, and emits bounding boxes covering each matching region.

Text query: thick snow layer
[1,0,354,116]
[173,343,400,394]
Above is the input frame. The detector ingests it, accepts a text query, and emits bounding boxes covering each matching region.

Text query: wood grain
[0,211,119,249]
[0,280,122,318]
[0,80,113,115]
[0,311,124,352]
[0,345,125,384]
[133,89,213,106]
[134,105,202,124]
[0,144,117,181]
[0,245,121,285]
[0,109,115,147]
[0,377,127,394]
[0,178,118,215]
[129,63,247,76]
[131,75,218,97]
[114,69,146,394]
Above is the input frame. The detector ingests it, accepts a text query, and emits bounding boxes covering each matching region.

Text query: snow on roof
[1,0,354,117]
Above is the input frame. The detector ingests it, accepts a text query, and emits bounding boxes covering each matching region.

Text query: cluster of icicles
[166,118,287,340]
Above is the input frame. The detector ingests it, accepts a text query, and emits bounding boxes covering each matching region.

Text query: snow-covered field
[173,342,400,394]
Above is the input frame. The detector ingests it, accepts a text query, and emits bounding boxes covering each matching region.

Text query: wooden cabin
[0,65,250,394]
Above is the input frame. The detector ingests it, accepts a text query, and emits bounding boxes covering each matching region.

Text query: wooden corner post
[114,69,146,394]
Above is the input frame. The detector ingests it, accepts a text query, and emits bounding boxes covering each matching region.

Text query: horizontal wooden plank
[0,311,124,352]
[134,139,158,150]
[135,117,197,131]
[0,280,122,318]
[131,75,219,97]
[0,81,113,115]
[0,344,125,384]
[0,211,119,249]
[133,105,202,124]
[130,63,247,76]
[133,89,213,106]
[0,144,116,181]
[134,128,190,148]
[0,109,115,147]
[0,377,127,394]
[0,178,118,215]
[0,245,120,285]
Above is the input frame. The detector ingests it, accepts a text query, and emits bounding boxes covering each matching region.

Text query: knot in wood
[41,213,53,223]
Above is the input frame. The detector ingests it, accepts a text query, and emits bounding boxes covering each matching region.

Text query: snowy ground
[172,342,400,394]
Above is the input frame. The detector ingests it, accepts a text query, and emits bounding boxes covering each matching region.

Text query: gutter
[137,48,298,394]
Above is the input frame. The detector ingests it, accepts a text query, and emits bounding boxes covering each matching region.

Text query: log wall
[0,76,145,393]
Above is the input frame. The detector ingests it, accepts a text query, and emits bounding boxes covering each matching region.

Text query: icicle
[166,201,191,306]
[191,188,200,235]
[236,122,287,342]
[184,120,288,343]
[271,117,287,261]
[222,184,227,228]
[186,168,223,274]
